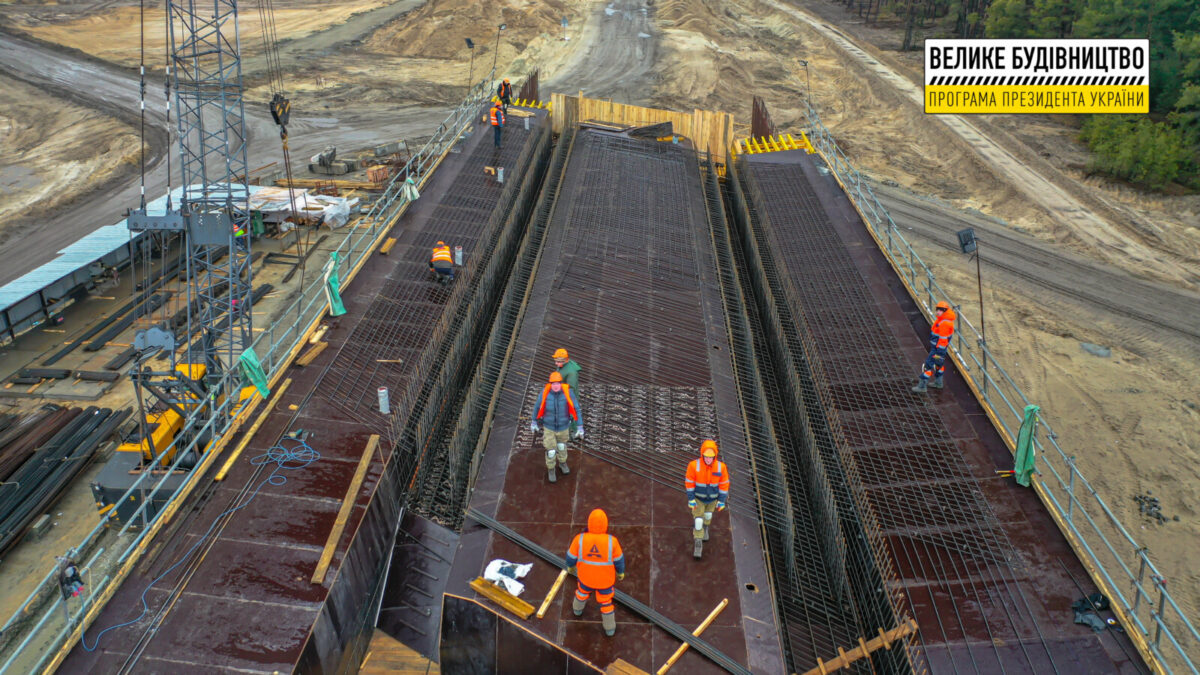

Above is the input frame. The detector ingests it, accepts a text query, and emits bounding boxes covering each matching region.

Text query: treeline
[836,0,1200,190]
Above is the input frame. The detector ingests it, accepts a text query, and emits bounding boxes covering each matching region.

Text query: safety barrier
[799,100,1199,673]
[492,95,553,110]
[730,132,815,157]
[0,74,498,675]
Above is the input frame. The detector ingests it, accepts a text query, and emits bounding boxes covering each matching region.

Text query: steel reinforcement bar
[703,157,894,672]
[800,101,1199,673]
[725,157,913,674]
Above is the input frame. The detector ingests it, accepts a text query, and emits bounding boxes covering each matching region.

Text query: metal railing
[0,75,497,674]
[799,100,1199,673]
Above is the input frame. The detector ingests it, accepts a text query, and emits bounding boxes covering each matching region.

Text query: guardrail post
[1066,455,1077,522]
[925,269,935,311]
[1132,549,1148,614]
[1153,575,1166,649]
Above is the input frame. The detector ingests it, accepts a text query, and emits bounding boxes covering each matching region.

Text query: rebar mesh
[739,156,1064,672]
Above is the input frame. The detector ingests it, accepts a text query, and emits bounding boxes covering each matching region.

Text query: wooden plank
[606,659,651,674]
[656,598,728,674]
[469,576,535,620]
[296,341,328,367]
[215,378,292,481]
[359,630,440,674]
[312,434,379,584]
[379,237,398,255]
[801,619,918,675]
[536,569,568,619]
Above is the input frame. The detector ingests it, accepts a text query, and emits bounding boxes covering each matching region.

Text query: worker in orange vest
[553,348,582,437]
[566,508,625,637]
[489,100,506,148]
[912,301,956,393]
[497,78,513,113]
[429,241,454,285]
[531,372,582,482]
[685,439,729,559]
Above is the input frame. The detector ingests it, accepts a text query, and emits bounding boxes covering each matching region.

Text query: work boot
[931,375,944,389]
[572,597,585,617]
[703,526,710,542]
[559,462,570,475]
[693,539,703,559]
[548,466,557,483]
[911,379,928,393]
[602,612,616,636]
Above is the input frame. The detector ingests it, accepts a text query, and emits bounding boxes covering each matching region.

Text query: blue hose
[81,438,319,651]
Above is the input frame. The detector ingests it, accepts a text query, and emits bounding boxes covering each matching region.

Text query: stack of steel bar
[59,111,553,674]
[0,406,128,553]
[446,128,786,673]
[733,150,1141,672]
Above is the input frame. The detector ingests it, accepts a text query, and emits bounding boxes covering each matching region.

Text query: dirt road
[544,0,658,105]
[873,182,1200,350]
[0,24,447,286]
[769,0,1200,290]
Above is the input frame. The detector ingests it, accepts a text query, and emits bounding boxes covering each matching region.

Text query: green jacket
[556,360,581,392]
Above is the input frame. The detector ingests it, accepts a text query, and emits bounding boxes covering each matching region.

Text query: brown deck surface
[741,150,1147,674]
[60,109,548,673]
[446,129,785,674]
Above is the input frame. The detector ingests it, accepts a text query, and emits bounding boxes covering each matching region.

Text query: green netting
[1014,404,1040,487]
[239,347,270,397]
[324,251,347,317]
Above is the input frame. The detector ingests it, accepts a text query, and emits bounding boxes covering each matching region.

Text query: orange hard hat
[936,301,950,312]
[437,240,445,246]
[587,508,608,534]
[553,348,569,359]
[700,439,718,457]
[504,78,510,83]
[548,372,563,383]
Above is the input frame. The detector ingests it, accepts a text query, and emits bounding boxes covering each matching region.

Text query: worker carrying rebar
[566,508,625,637]
[685,439,729,559]
[497,78,513,113]
[912,301,956,393]
[553,348,582,437]
[429,241,455,285]
[531,371,582,482]
[490,100,506,149]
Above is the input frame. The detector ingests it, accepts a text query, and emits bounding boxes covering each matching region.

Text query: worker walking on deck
[531,372,582,482]
[490,101,506,148]
[429,241,454,285]
[912,301,956,393]
[566,508,625,637]
[685,439,729,559]
[553,348,582,437]
[497,78,513,113]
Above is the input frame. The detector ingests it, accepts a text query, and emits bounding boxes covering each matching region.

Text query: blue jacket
[537,384,579,432]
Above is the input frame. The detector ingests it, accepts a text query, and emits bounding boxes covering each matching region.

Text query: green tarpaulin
[1014,404,1040,487]
[324,251,346,317]
[239,347,270,397]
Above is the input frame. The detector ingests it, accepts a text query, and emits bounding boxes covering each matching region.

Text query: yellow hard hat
[701,440,718,457]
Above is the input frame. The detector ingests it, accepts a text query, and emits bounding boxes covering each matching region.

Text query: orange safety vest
[499,82,512,99]
[569,531,623,589]
[431,245,452,264]
[685,458,730,502]
[489,105,505,127]
[930,309,956,350]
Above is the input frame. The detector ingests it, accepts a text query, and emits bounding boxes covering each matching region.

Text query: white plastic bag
[484,558,533,596]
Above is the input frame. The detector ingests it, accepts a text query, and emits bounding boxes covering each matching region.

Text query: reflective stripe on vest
[490,107,503,126]
[432,246,452,263]
[575,534,614,567]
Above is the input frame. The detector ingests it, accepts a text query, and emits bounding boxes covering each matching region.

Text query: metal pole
[466,48,475,97]
[976,243,987,395]
[490,25,503,80]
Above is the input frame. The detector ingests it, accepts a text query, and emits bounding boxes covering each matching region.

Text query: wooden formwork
[549,93,735,166]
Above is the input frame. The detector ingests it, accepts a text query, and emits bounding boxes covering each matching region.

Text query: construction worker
[530,372,582,482]
[489,100,506,149]
[685,439,729,559]
[553,348,582,437]
[497,78,513,113]
[429,241,454,285]
[912,301,956,393]
[566,508,625,637]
